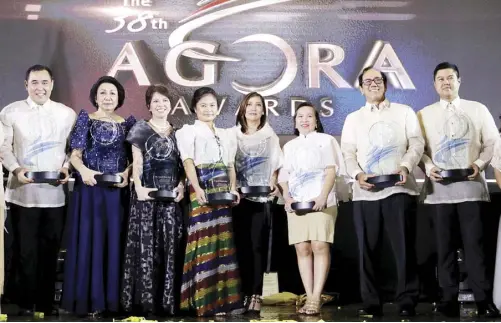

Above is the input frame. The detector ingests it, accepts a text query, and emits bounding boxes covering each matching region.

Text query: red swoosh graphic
[195,0,232,13]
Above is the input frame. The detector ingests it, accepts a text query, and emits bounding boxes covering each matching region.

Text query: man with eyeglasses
[417,62,500,318]
[341,66,424,317]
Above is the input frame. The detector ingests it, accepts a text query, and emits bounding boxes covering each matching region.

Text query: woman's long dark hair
[235,92,267,133]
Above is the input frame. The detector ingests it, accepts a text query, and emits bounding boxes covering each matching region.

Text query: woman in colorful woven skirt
[231,92,283,313]
[175,87,244,316]
[279,102,347,315]
[121,84,185,316]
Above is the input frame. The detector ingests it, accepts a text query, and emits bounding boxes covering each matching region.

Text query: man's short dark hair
[358,66,388,87]
[433,62,460,79]
[89,76,126,109]
[25,64,53,81]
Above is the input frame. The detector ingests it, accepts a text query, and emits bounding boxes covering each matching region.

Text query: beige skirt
[287,205,337,245]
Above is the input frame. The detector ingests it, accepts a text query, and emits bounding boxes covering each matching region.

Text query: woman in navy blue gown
[61,76,136,316]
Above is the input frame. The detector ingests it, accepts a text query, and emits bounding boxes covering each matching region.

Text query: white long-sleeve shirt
[278,131,347,208]
[0,98,76,207]
[418,97,499,204]
[340,100,424,201]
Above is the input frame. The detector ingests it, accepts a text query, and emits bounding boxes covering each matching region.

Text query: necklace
[149,119,170,130]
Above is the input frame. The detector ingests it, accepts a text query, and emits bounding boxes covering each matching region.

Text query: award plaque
[439,168,473,182]
[366,174,402,189]
[237,137,272,197]
[25,171,65,184]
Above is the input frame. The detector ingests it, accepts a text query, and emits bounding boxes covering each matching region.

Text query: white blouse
[233,123,283,202]
[279,132,347,208]
[175,120,236,167]
[0,98,76,207]
[418,98,499,204]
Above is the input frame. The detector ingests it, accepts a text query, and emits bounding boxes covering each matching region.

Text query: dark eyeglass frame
[362,77,384,86]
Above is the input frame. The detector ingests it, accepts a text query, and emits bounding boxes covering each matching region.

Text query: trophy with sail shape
[90,115,124,186]
[144,132,178,201]
[237,137,272,197]
[24,109,65,184]
[196,134,237,206]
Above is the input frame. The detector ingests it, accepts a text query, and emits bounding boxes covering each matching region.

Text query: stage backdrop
[1,0,501,135]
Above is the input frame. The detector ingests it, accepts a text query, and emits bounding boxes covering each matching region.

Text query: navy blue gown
[61,110,136,315]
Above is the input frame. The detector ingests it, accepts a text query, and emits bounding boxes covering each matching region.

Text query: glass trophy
[95,156,123,186]
[365,121,402,188]
[438,112,473,182]
[289,170,317,215]
[90,116,124,186]
[237,137,272,197]
[196,135,237,206]
[23,113,64,184]
[145,133,178,201]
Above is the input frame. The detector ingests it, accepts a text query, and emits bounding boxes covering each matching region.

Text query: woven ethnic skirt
[180,185,244,316]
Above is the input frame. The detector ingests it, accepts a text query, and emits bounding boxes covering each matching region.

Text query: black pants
[232,199,271,296]
[10,203,65,311]
[431,202,491,302]
[353,193,419,308]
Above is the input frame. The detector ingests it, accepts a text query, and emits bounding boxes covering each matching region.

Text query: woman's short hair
[89,76,125,109]
[293,102,324,136]
[145,84,169,109]
[190,87,217,113]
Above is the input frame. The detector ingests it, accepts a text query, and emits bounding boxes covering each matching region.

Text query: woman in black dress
[121,84,184,316]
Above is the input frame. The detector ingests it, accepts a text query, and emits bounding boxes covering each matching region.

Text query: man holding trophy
[418,62,500,318]
[0,64,76,316]
[340,67,423,317]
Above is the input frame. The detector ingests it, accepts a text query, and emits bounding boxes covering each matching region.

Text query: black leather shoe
[18,308,34,316]
[399,307,416,317]
[44,308,60,316]
[435,301,459,317]
[477,302,500,318]
[358,306,383,316]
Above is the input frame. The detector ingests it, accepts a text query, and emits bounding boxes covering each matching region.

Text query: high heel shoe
[248,295,262,314]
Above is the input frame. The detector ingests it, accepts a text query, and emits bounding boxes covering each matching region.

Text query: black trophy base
[25,171,64,184]
[207,192,237,206]
[95,174,123,186]
[239,185,271,197]
[148,189,177,202]
[440,168,473,182]
[366,174,402,189]
[291,201,316,216]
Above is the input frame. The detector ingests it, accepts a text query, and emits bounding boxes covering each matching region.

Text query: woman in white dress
[278,102,345,315]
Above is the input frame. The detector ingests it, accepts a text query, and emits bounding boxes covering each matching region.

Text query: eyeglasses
[362,77,384,86]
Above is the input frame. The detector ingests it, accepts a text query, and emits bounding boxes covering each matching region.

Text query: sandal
[299,299,321,315]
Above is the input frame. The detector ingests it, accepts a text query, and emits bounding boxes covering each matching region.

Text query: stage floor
[2,303,500,322]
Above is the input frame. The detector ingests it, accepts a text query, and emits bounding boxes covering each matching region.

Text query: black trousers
[353,193,419,308]
[232,199,271,296]
[9,203,65,311]
[431,201,491,302]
